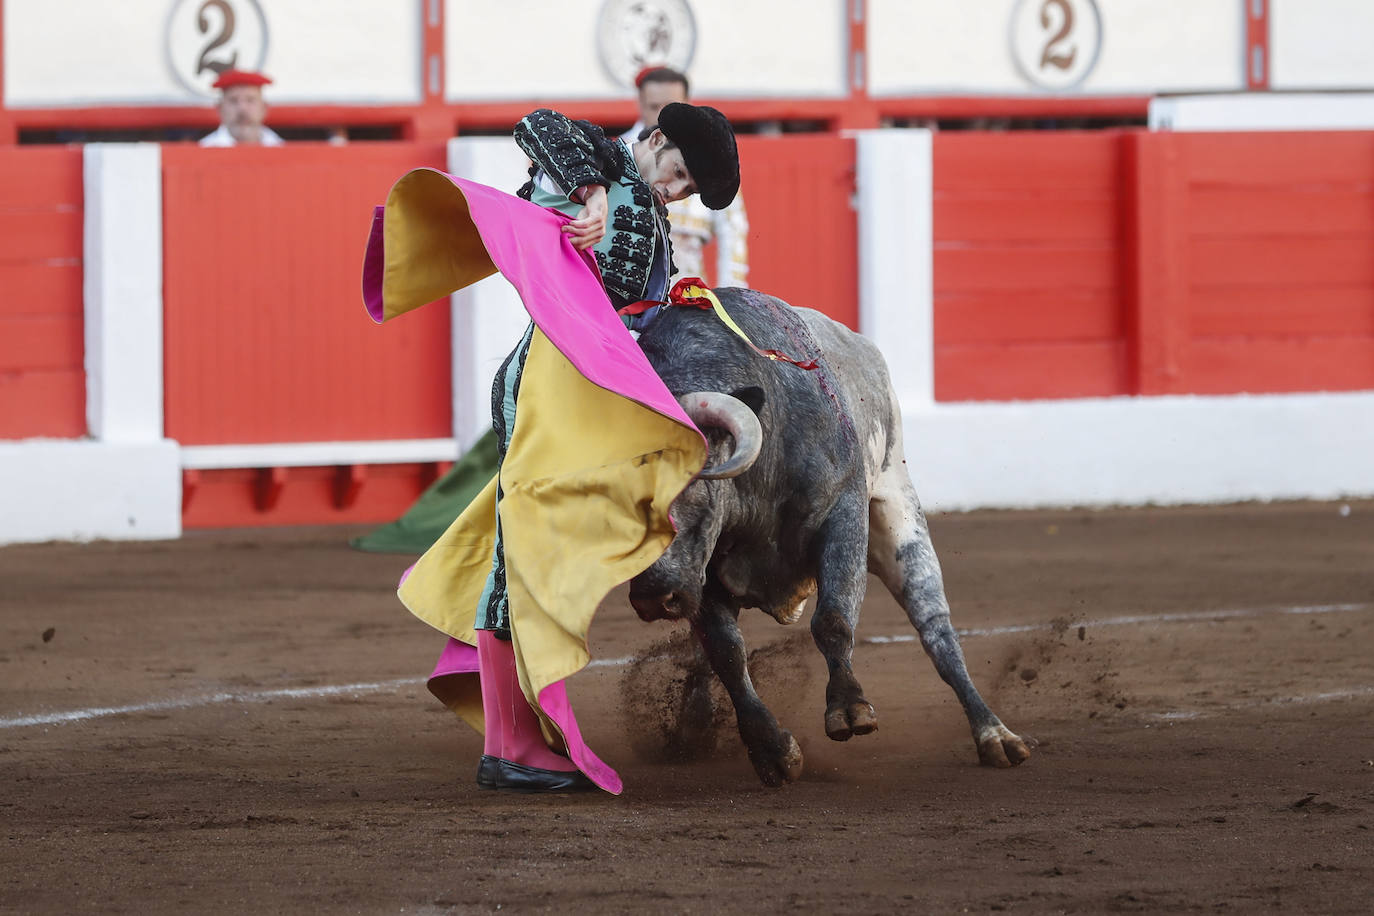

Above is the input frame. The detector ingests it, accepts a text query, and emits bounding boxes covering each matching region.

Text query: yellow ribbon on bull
[669,280,819,371]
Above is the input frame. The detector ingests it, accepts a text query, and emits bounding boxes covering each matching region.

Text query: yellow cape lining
[376,168,706,745]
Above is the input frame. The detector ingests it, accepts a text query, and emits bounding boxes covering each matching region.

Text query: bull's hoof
[825,700,878,742]
[748,730,804,787]
[976,724,1033,768]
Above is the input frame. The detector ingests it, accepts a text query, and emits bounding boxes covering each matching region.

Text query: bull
[628,288,1033,786]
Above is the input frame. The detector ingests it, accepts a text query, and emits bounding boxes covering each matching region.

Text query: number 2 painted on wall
[1039,0,1077,71]
[196,0,239,76]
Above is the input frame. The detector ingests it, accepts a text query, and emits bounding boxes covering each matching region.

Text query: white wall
[906,393,1374,511]
[1271,0,1374,90]
[3,0,421,105]
[0,441,181,543]
[869,0,1244,96]
[444,0,847,102]
[1150,92,1374,131]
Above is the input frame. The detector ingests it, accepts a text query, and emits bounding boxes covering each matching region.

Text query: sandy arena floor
[2,501,1372,914]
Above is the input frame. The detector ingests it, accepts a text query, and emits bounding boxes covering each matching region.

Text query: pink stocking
[476,630,578,772]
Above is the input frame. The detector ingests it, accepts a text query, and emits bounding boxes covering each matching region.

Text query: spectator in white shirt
[622,67,749,288]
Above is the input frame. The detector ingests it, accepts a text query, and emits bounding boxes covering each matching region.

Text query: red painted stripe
[1192,286,1374,338]
[935,246,1118,294]
[879,96,1149,120]
[1190,237,1374,288]
[1188,338,1374,394]
[1189,186,1374,237]
[1180,132,1374,184]
[1,97,1154,142]
[937,290,1126,346]
[936,342,1130,402]
[935,194,1119,242]
[1245,0,1270,91]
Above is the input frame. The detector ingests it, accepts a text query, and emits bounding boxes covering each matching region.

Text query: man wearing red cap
[622,67,750,290]
[199,69,284,147]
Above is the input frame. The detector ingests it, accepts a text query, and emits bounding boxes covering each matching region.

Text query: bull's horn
[679,391,763,479]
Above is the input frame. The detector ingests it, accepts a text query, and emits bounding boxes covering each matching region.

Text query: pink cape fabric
[366,173,704,794]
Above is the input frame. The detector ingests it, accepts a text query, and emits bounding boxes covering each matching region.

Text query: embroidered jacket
[514,109,672,310]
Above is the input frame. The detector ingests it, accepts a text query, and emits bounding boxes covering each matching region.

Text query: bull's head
[629,389,763,623]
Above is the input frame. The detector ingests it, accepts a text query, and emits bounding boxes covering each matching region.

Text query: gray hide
[629,288,1032,786]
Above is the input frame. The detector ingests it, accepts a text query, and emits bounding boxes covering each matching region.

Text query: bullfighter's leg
[693,585,804,787]
[868,464,1032,768]
[810,494,880,741]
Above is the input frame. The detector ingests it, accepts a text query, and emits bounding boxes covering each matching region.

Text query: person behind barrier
[199,69,284,147]
[622,66,750,289]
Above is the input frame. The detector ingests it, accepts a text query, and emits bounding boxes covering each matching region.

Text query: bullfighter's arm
[514,109,614,203]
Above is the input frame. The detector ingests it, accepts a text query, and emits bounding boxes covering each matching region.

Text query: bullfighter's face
[634,130,698,208]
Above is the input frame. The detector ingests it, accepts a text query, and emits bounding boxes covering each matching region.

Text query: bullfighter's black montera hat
[656,102,740,210]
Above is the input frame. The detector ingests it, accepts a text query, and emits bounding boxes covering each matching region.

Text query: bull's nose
[629,590,681,621]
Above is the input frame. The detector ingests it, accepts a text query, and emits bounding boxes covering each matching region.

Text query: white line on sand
[1148,685,1374,722]
[2,602,1369,730]
[1,678,422,730]
[862,601,1371,644]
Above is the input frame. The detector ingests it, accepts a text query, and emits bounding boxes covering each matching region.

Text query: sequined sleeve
[513,109,612,200]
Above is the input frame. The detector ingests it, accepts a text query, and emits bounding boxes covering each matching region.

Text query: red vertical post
[1244,0,1270,90]
[1121,131,1190,395]
[836,0,879,130]
[405,0,453,141]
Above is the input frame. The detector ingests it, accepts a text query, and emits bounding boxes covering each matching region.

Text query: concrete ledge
[0,439,181,544]
[905,391,1374,511]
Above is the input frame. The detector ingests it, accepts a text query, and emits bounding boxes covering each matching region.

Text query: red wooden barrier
[0,147,85,438]
[933,132,1131,402]
[1172,131,1374,395]
[166,136,857,527]
[737,134,858,329]
[934,129,1374,401]
[162,142,450,446]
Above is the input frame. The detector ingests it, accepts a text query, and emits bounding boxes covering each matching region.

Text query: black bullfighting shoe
[476,754,500,789]
[494,758,597,793]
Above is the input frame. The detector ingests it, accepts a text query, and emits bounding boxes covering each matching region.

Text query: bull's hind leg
[692,587,803,787]
[868,472,1032,768]
[811,494,880,742]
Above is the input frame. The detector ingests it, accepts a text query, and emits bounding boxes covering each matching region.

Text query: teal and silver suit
[474,110,675,637]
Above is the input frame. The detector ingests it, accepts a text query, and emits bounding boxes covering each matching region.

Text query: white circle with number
[166,0,269,98]
[1009,0,1102,91]
[596,0,697,89]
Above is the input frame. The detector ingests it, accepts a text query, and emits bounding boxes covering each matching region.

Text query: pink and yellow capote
[362,169,707,794]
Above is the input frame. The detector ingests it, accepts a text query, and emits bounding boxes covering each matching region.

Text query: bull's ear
[730,385,765,416]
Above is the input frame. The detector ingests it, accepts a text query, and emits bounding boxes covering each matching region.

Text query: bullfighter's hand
[564,185,608,251]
